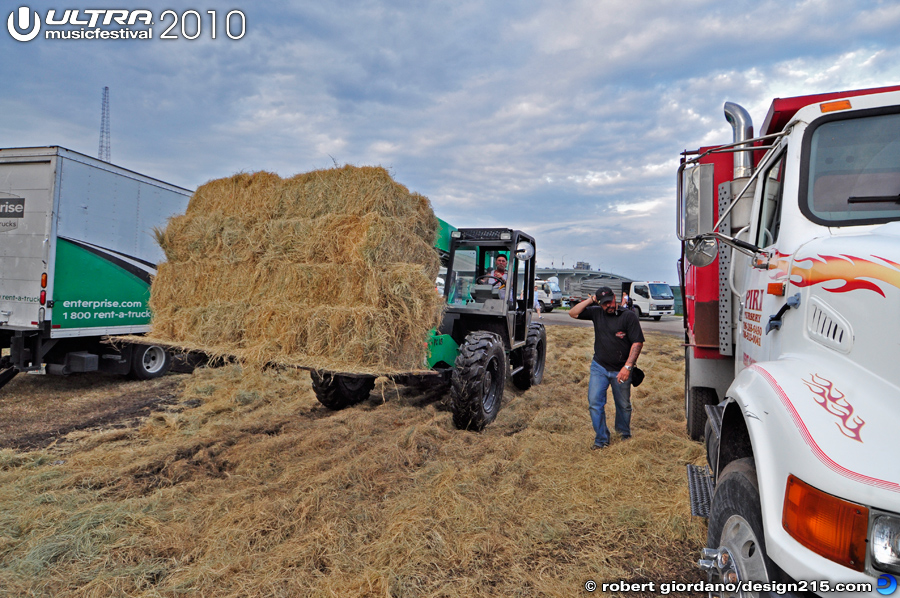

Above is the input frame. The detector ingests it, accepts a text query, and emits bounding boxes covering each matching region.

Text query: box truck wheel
[130,344,172,380]
[706,458,775,586]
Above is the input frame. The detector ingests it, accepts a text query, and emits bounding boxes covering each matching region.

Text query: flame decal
[802,373,865,442]
[765,251,900,297]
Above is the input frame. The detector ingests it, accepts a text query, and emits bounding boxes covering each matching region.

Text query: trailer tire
[512,323,546,390]
[451,332,506,431]
[129,344,172,380]
[707,458,775,585]
[311,372,375,410]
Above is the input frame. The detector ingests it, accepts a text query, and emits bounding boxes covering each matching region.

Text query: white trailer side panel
[0,156,56,329]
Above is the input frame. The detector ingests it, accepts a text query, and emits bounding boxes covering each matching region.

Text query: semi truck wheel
[685,348,716,441]
[451,331,506,431]
[706,458,775,588]
[512,323,546,390]
[129,344,172,380]
[311,372,375,410]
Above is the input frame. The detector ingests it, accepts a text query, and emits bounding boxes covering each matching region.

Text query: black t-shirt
[577,305,645,371]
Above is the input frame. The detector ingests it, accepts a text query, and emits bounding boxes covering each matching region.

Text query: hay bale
[147,166,444,375]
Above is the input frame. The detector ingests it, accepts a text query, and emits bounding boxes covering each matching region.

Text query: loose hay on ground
[0,328,707,597]
[145,166,445,375]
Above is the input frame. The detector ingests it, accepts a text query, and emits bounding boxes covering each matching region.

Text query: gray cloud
[2,1,900,282]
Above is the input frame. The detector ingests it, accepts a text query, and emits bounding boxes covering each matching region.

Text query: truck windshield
[802,110,900,226]
[649,284,673,300]
[548,281,561,293]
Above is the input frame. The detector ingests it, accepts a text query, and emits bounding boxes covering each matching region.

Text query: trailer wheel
[706,458,775,588]
[451,332,506,431]
[311,372,375,410]
[129,344,172,380]
[512,323,546,390]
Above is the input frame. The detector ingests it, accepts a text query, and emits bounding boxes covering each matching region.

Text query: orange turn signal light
[41,273,47,288]
[767,282,785,296]
[821,100,852,113]
[783,475,868,571]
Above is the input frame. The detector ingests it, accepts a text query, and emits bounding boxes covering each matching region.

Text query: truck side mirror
[678,163,719,267]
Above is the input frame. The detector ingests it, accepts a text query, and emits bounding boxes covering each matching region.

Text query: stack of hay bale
[148,166,444,375]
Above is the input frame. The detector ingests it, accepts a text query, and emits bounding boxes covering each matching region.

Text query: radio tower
[98,87,111,162]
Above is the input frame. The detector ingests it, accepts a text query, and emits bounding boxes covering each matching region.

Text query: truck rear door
[0,157,55,329]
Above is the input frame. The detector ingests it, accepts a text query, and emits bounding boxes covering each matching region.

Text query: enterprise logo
[7,6,246,42]
[0,194,25,233]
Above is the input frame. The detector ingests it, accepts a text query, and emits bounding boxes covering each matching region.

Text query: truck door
[0,159,55,329]
[739,149,788,367]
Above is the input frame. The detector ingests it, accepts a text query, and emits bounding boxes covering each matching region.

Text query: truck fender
[717,360,891,586]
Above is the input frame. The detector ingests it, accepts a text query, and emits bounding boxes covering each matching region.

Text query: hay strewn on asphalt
[0,329,707,597]
[146,166,444,375]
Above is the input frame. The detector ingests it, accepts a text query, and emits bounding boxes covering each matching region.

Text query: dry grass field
[0,327,706,597]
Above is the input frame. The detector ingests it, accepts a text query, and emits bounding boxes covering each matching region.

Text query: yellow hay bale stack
[148,166,444,374]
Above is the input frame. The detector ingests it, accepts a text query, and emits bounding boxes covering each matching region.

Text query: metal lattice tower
[98,87,111,162]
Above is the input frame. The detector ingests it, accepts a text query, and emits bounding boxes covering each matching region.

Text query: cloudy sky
[4,1,900,284]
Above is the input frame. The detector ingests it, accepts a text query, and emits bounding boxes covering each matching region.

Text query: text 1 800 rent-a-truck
[0,146,190,389]
[679,86,900,596]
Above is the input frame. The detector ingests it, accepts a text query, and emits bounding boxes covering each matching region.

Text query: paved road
[538,310,684,337]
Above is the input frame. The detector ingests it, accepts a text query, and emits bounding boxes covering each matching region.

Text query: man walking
[569,286,644,450]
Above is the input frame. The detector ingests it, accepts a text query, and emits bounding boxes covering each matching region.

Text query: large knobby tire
[311,372,376,410]
[512,323,546,390]
[451,332,507,431]
[707,458,776,591]
[129,344,172,380]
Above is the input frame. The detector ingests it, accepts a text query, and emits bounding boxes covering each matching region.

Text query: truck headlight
[872,514,900,573]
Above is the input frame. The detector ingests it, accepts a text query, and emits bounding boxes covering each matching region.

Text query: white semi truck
[0,147,191,388]
[679,87,900,596]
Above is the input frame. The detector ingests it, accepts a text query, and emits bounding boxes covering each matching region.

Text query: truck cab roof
[760,84,900,135]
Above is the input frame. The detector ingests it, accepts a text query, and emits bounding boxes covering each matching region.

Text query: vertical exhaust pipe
[724,102,753,178]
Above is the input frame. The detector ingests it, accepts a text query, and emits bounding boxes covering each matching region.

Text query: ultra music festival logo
[7,6,246,42]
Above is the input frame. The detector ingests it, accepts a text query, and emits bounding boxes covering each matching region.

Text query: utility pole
[98,87,111,162]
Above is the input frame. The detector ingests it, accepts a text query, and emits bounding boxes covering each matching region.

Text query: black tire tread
[450,331,506,431]
[311,372,375,410]
[512,323,546,390]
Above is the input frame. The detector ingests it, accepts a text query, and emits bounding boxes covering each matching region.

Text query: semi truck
[679,86,900,595]
[0,147,191,388]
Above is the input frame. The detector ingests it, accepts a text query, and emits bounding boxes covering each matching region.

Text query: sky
[3,1,900,284]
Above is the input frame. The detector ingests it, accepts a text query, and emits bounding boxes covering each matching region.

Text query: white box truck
[0,147,191,388]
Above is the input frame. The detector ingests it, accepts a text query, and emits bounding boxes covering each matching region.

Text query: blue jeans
[588,360,632,447]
